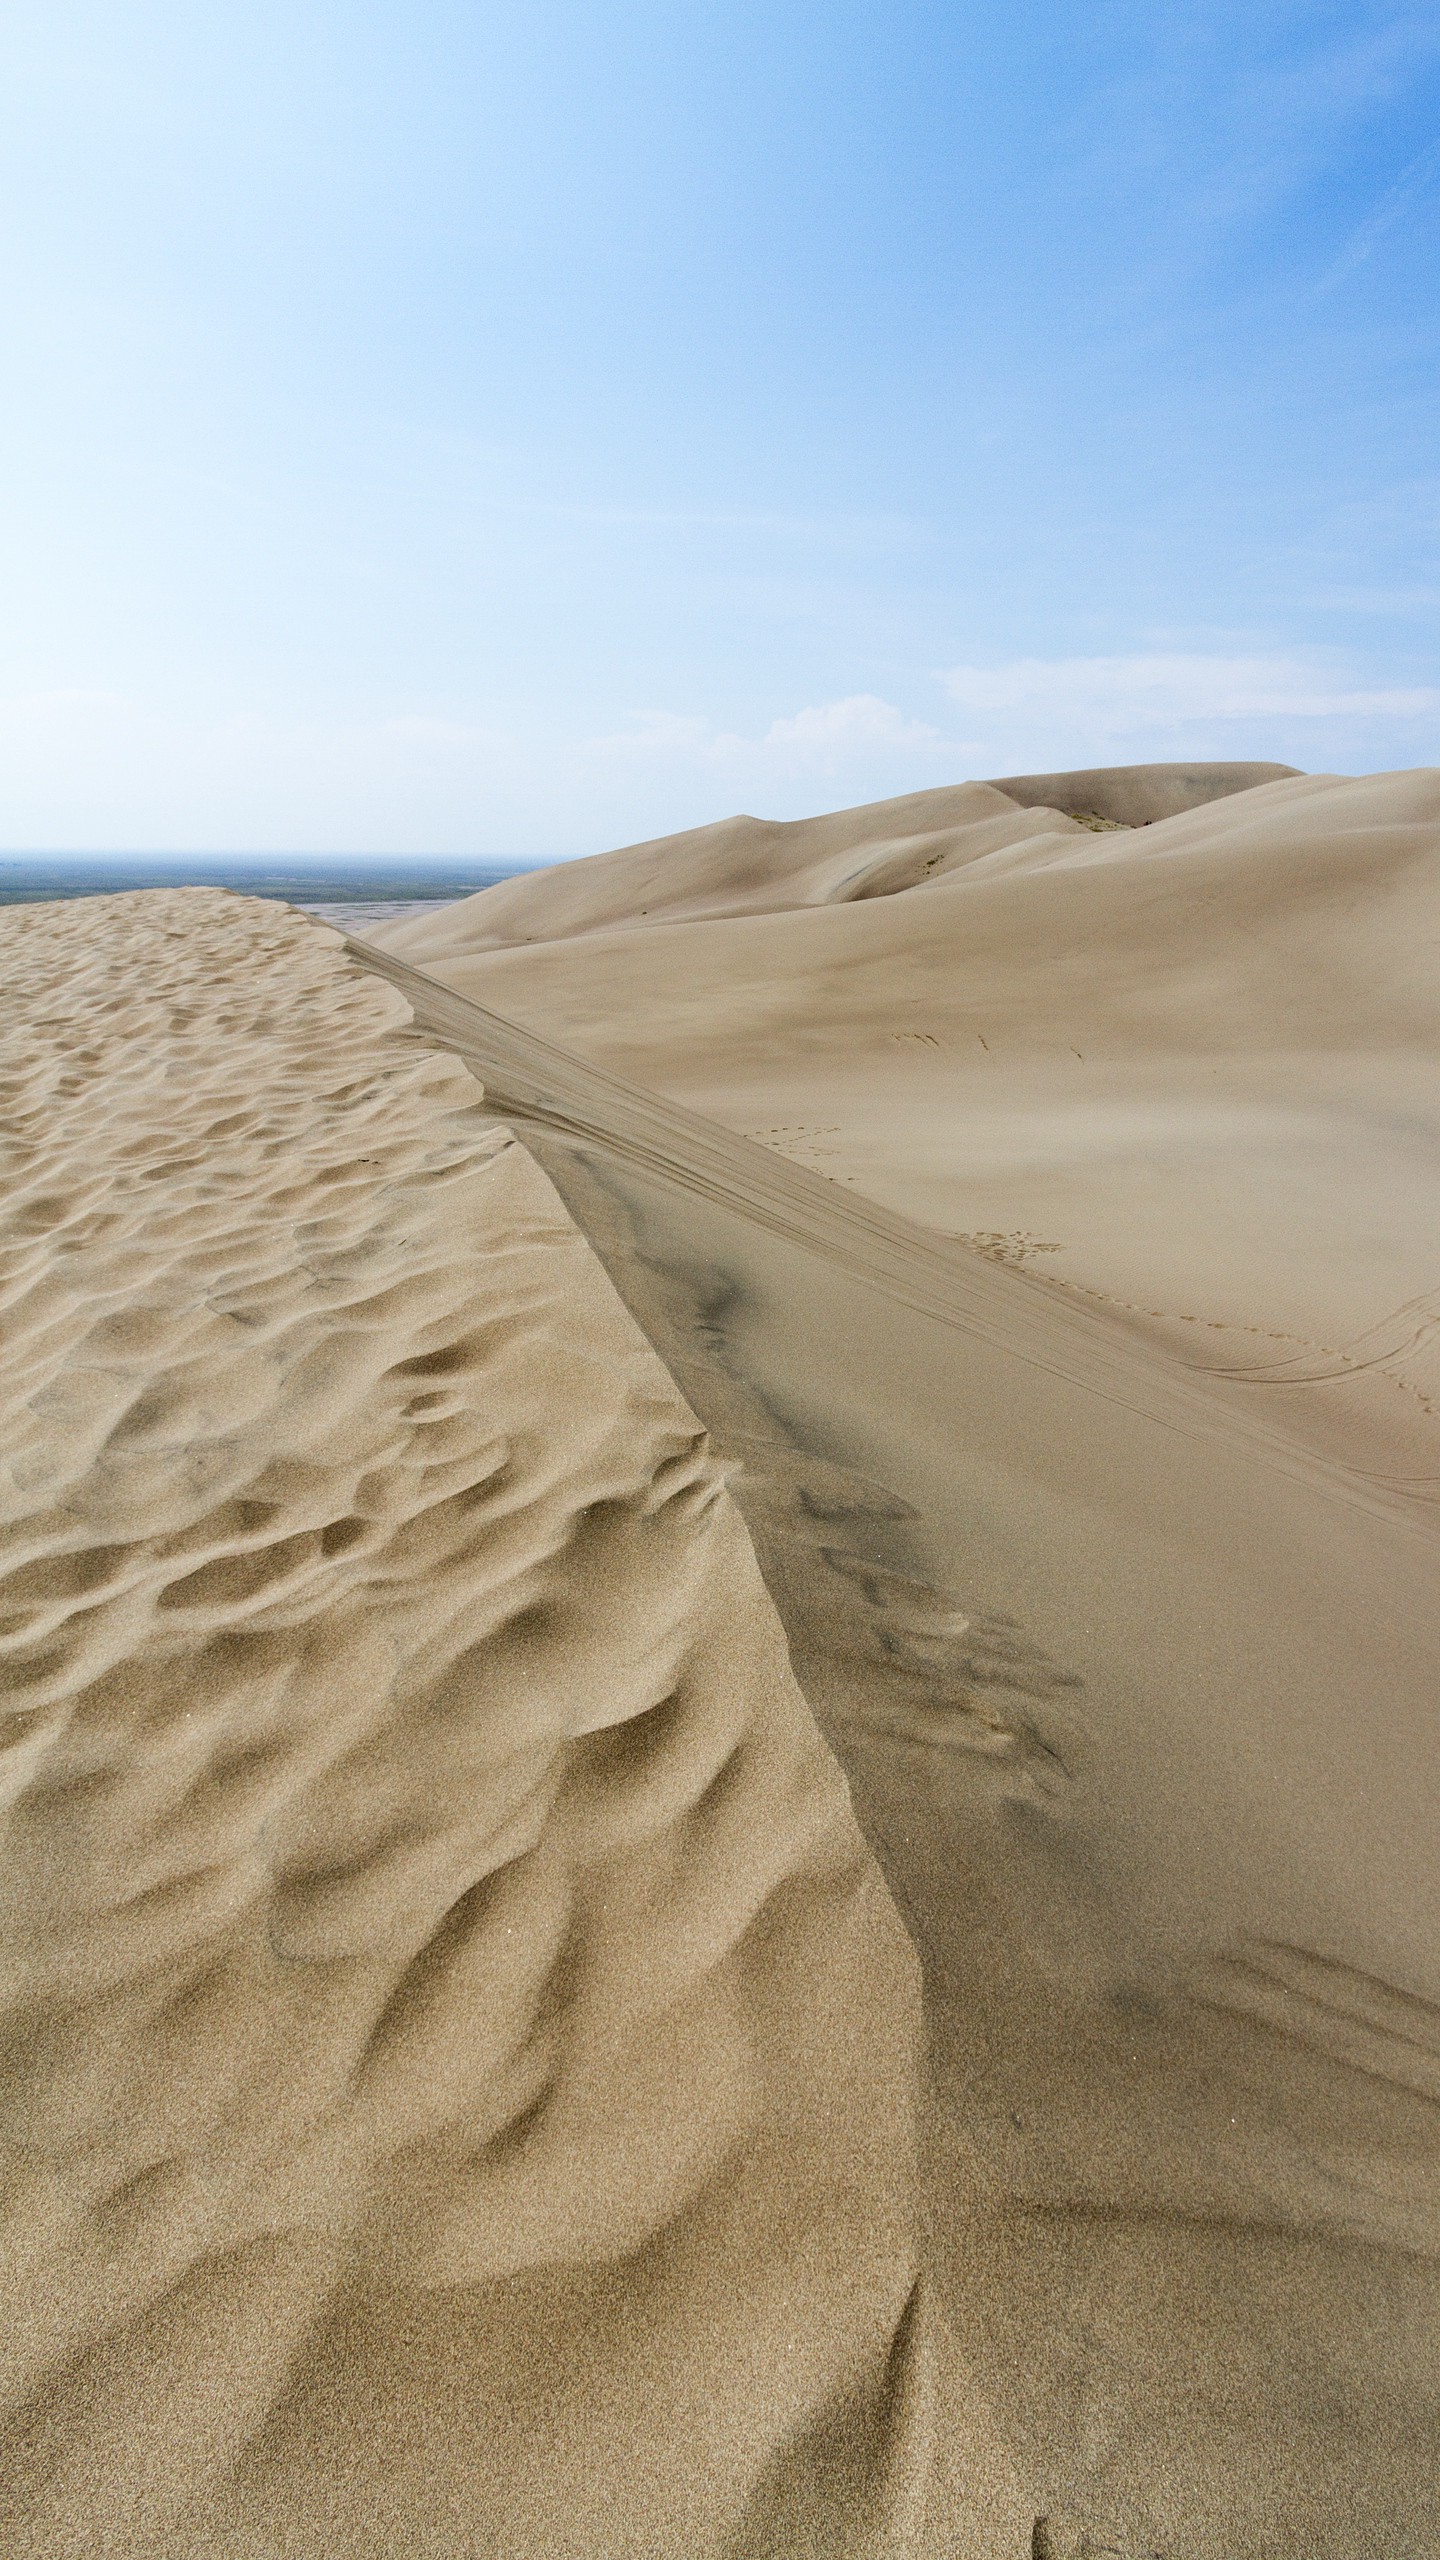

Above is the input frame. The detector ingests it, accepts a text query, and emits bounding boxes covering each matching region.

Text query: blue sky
[3,1,1439,858]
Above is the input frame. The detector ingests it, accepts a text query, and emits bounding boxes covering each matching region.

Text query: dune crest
[0,891,951,2558]
[372,761,1299,953]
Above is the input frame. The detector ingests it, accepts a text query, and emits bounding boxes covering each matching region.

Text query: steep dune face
[0,892,941,2559]
[357,762,1440,2553]
[374,765,1440,1491]
[349,933,1440,2558]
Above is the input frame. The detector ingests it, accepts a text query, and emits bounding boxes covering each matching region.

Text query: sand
[0,891,975,2558]
[5,755,1437,2555]
[377,764,1438,1498]
[364,762,1440,2554]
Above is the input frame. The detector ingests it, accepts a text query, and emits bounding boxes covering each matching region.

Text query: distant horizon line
[0,851,553,867]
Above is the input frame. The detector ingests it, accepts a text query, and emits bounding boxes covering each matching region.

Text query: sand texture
[0,891,955,2559]
[366,761,1440,2554]
[376,764,1440,1495]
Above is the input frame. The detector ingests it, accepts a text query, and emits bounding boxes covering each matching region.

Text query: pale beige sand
[365,762,1440,2553]
[0,890,993,2558]
[377,764,1439,1495]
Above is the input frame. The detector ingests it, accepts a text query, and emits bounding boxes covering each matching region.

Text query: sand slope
[0,891,958,2559]
[362,765,1440,2554]
[375,764,1440,1496]
[381,764,1297,950]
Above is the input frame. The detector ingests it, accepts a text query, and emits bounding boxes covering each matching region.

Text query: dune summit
[0,890,952,2558]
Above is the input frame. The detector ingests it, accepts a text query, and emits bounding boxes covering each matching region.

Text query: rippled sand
[0,891,946,2558]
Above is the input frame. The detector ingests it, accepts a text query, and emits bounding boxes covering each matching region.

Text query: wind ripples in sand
[0,890,934,2560]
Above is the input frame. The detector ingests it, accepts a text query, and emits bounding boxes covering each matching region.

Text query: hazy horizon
[0,850,542,867]
[0,851,542,909]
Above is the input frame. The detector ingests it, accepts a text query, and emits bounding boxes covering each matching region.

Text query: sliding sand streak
[0,891,930,2560]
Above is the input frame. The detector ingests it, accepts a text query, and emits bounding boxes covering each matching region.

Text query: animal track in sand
[948,1234,1438,1428]
[953,1231,1063,1269]
[1065,1285,1439,1427]
[1032,2516,1161,2558]
[744,1124,845,1165]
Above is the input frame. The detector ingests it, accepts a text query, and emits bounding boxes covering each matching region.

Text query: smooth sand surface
[365,762,1440,2553]
[0,891,983,2558]
[378,764,1439,1499]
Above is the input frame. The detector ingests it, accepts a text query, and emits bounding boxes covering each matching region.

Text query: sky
[2,0,1439,860]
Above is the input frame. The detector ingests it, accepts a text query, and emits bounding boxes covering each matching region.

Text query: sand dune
[365,762,1440,2553]
[382,764,1298,949]
[7,752,1437,2556]
[0,891,965,2558]
[376,764,1440,1496]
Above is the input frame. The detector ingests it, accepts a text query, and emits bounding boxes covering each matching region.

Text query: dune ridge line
[0,887,945,2559]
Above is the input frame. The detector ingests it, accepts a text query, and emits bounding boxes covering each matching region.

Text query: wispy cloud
[1315,131,1440,291]
[594,693,957,774]
[573,656,1440,809]
[939,651,1440,735]
[1079,8,1440,306]
[762,694,943,754]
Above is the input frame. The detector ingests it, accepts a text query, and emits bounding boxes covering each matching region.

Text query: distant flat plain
[0,853,538,932]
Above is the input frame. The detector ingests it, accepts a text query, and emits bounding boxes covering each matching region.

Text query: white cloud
[763,693,943,753]
[939,650,1440,743]
[595,692,957,774]
[6,654,1432,859]
[586,654,1440,820]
